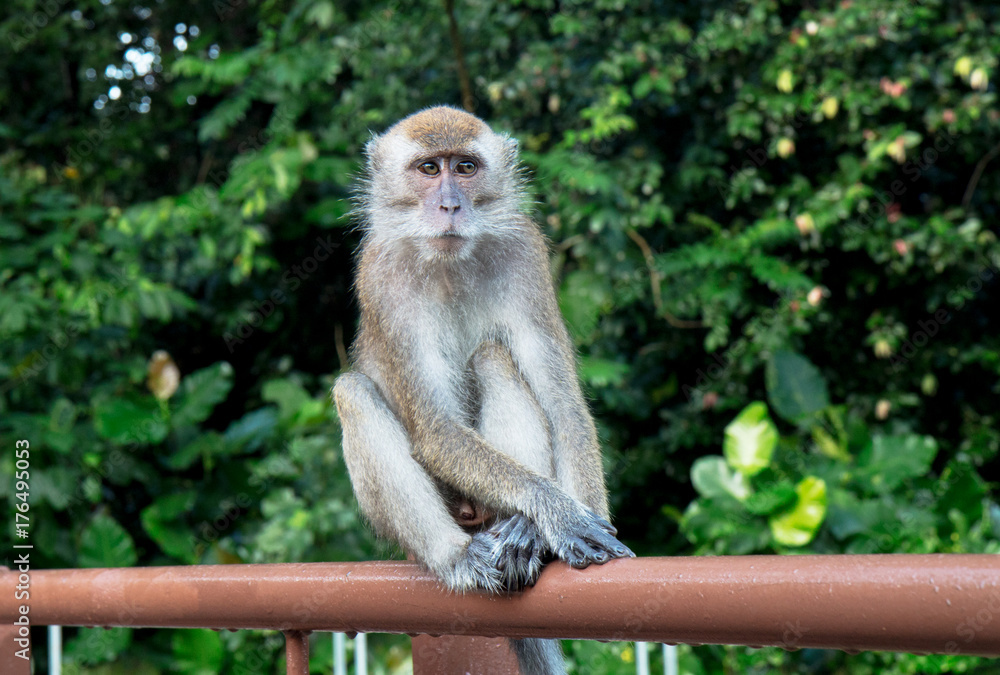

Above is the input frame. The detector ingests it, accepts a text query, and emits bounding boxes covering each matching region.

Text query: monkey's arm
[410,417,626,568]
[515,332,610,517]
[403,338,630,571]
[334,372,509,592]
[501,271,613,519]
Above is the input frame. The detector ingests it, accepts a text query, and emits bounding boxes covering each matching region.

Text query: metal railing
[3,555,999,673]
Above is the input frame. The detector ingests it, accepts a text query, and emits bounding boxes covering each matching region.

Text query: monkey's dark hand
[545,508,634,569]
[485,514,549,592]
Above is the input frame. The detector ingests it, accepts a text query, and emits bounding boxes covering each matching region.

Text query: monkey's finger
[495,523,527,552]
[568,538,618,568]
[592,515,618,536]
[491,520,515,541]
[583,528,634,560]
[515,541,532,570]
[494,514,530,540]
[565,540,590,568]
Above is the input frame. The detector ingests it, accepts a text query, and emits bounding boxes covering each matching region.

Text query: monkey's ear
[362,133,385,173]
[502,136,521,165]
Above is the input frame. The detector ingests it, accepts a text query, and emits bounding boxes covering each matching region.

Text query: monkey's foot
[548,510,635,569]
[486,514,548,592]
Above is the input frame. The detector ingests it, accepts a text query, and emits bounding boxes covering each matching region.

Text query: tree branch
[626,228,704,329]
[443,0,475,112]
[962,140,1000,209]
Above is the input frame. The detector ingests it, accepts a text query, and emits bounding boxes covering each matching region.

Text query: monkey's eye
[454,160,478,176]
[417,161,440,176]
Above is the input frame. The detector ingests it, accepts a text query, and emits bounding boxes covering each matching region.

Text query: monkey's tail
[511,638,566,675]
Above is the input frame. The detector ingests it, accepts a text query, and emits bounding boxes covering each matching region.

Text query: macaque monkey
[333,106,633,674]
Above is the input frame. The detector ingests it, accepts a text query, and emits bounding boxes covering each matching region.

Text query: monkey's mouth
[429,233,467,255]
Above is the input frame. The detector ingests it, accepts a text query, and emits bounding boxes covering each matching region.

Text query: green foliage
[171,630,224,674]
[769,475,828,546]
[722,401,778,476]
[2,0,999,672]
[765,351,830,424]
[78,513,138,568]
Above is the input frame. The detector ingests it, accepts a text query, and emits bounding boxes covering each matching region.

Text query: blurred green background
[1,0,999,672]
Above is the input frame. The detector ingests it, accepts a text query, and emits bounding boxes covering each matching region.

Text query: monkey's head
[359,106,526,261]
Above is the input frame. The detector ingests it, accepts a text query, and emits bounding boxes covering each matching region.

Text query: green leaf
[813,425,850,461]
[691,456,750,500]
[224,407,279,450]
[826,490,875,541]
[93,397,168,444]
[263,378,312,424]
[766,351,830,423]
[578,356,631,387]
[141,491,197,562]
[64,627,133,665]
[304,196,352,227]
[164,431,228,470]
[198,90,253,141]
[79,513,138,568]
[769,476,828,547]
[744,481,797,515]
[858,434,938,491]
[989,503,1000,541]
[173,362,234,428]
[31,467,76,510]
[172,629,224,674]
[723,401,778,476]
[938,462,987,518]
[558,270,612,342]
[682,500,769,555]
[305,0,336,28]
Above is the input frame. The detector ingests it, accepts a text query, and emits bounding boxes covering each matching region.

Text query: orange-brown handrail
[3,555,999,674]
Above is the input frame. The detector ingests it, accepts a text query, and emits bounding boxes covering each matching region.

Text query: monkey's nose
[438,179,461,213]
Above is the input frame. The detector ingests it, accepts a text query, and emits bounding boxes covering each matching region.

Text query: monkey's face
[374,141,503,262]
[361,107,525,263]
[409,152,488,258]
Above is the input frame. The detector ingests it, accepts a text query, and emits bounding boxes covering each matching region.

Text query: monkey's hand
[484,514,548,592]
[541,506,635,570]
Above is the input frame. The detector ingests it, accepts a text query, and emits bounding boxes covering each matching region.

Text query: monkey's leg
[471,341,554,476]
[470,341,552,591]
[469,340,635,571]
[470,342,567,674]
[333,372,503,592]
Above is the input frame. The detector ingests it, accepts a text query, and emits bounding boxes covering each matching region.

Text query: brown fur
[392,106,487,153]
